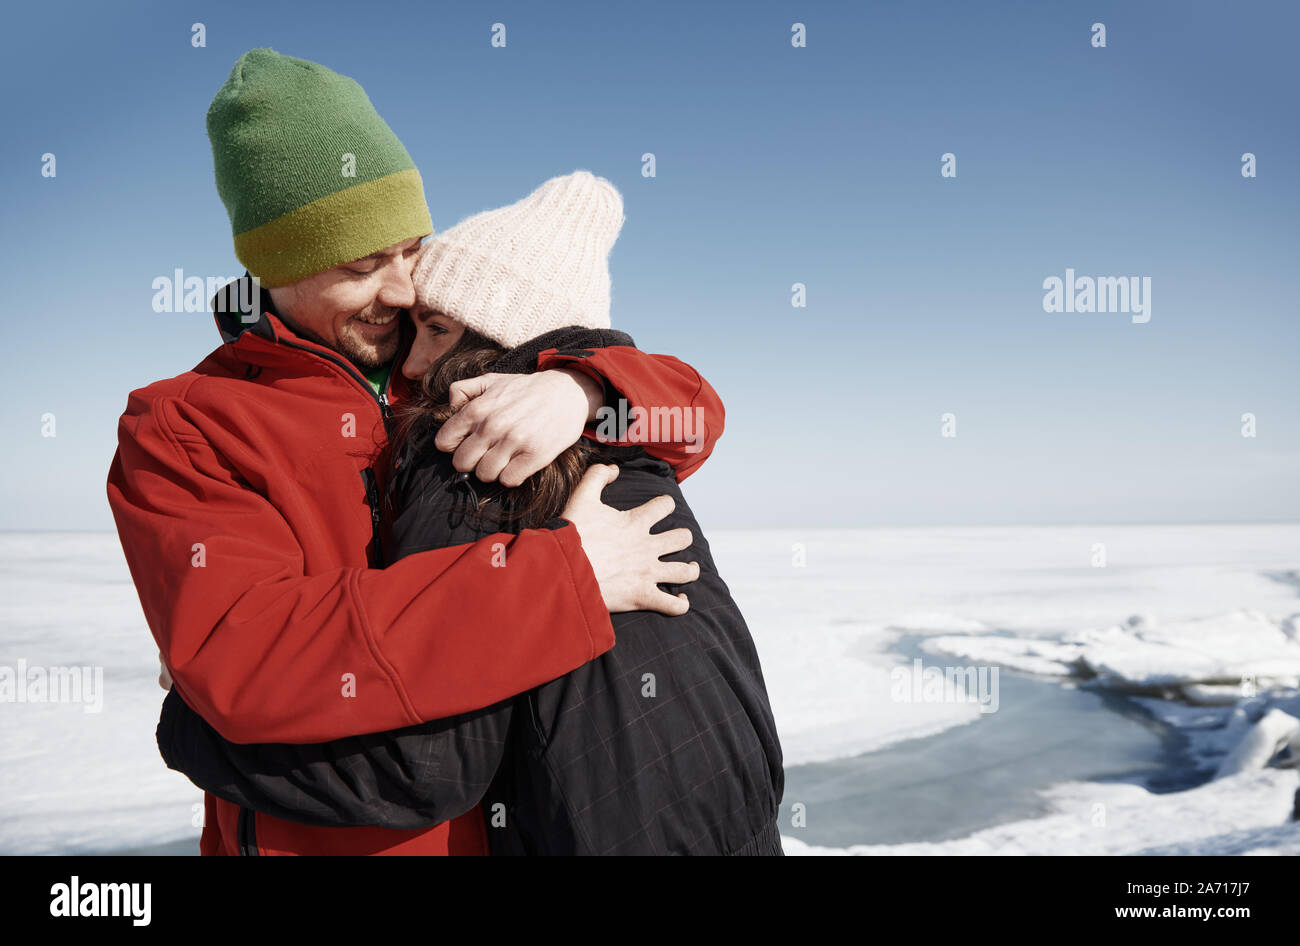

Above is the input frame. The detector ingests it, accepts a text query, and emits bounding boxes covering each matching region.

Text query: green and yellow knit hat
[207,48,432,288]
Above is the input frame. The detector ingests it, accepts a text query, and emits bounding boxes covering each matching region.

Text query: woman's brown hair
[383,324,596,532]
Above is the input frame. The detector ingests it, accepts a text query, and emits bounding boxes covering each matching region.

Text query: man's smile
[353,311,398,330]
[351,311,395,327]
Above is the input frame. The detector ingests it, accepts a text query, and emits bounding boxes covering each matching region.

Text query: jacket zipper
[525,691,549,755]
[360,466,383,566]
[237,806,259,856]
[272,335,396,569]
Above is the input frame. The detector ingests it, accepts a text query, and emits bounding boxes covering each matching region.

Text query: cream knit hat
[412,170,625,348]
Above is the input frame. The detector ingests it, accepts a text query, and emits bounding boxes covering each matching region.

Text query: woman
[158,171,784,854]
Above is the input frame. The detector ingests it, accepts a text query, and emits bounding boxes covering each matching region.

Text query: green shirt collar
[362,361,392,397]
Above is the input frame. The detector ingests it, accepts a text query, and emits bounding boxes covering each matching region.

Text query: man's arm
[107,392,685,745]
[540,347,724,483]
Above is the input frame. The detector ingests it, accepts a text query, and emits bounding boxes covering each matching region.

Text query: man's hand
[560,464,699,615]
[158,653,173,690]
[435,368,604,486]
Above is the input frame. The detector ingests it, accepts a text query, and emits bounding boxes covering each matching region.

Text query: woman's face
[403,304,466,381]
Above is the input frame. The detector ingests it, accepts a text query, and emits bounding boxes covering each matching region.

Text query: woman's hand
[434,368,602,486]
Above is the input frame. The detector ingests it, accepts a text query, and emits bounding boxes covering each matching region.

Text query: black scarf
[486,326,635,375]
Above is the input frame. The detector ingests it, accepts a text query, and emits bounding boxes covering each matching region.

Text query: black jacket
[157,327,784,855]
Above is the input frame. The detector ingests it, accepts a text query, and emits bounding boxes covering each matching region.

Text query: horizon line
[4,520,1299,536]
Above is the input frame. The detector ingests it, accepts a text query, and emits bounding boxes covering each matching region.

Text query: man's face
[267,237,423,369]
[403,306,467,382]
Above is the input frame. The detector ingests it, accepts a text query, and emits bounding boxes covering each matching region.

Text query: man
[107,48,723,856]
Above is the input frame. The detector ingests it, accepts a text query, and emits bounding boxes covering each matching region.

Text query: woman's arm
[157,685,515,829]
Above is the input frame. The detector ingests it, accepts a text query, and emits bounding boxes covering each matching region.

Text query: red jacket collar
[210,274,416,404]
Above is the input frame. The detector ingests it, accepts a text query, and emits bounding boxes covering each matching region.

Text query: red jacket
[107,286,723,855]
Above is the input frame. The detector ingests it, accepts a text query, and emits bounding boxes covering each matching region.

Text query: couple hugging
[108,48,782,856]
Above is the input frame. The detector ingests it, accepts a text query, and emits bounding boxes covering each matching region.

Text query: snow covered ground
[702,524,1300,855]
[0,533,204,855]
[1,525,1298,855]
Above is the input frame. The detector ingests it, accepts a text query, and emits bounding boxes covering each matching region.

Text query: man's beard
[337,317,400,370]
[275,303,402,370]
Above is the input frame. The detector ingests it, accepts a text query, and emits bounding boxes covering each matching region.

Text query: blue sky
[1,0,1296,530]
